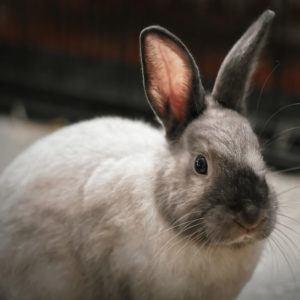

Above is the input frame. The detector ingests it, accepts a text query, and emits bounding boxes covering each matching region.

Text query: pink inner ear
[144,34,192,121]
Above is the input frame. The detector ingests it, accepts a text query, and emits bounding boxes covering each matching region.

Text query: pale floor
[0,115,300,299]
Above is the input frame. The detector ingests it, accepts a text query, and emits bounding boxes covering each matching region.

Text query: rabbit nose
[235,205,263,230]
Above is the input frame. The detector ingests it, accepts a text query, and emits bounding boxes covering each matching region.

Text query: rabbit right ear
[212,10,275,113]
[140,26,206,141]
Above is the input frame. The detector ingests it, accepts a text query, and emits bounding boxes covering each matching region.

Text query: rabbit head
[140,10,277,247]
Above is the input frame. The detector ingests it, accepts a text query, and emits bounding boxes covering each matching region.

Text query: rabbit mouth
[201,216,274,247]
[175,209,276,247]
[183,225,270,248]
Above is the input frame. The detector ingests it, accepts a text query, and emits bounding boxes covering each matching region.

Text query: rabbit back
[0,117,165,299]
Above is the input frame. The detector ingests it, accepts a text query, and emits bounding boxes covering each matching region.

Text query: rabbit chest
[78,119,264,299]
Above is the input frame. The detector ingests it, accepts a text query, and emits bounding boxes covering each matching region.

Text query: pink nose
[234,205,263,230]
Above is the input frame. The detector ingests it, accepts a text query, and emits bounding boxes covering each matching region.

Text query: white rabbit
[0,10,276,300]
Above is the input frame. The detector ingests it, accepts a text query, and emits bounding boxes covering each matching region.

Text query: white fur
[0,11,277,298]
[0,117,263,299]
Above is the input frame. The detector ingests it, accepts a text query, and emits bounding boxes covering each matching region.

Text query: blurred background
[0,1,300,300]
[0,0,299,170]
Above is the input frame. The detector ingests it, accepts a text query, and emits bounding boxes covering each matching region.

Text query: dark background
[0,0,299,169]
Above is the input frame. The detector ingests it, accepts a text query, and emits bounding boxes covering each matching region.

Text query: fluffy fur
[0,117,264,300]
[0,10,276,300]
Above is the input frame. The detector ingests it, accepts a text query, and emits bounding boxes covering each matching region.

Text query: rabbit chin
[216,232,261,248]
[195,233,261,249]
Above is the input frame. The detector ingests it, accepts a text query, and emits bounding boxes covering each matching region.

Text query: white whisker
[270,233,296,282]
[259,102,300,137]
[254,60,280,115]
[262,126,300,148]
[277,213,300,228]
[276,185,300,197]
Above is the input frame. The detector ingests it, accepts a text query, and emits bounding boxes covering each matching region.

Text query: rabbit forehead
[184,106,265,175]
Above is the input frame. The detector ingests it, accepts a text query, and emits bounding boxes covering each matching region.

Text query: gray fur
[0,10,276,300]
[155,97,277,246]
[212,10,275,113]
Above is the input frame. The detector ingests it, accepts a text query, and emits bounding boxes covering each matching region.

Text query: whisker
[254,61,280,116]
[265,238,279,275]
[279,206,300,212]
[276,185,300,197]
[270,234,296,281]
[150,210,205,241]
[159,225,207,262]
[259,102,300,137]
[276,221,300,238]
[154,217,206,259]
[274,226,300,255]
[267,166,300,175]
[171,234,192,262]
[262,126,300,148]
[273,229,298,287]
[277,212,300,226]
[171,229,208,262]
[155,230,185,264]
[279,202,300,209]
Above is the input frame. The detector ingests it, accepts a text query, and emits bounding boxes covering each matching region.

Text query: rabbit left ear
[140,26,206,141]
[212,10,275,113]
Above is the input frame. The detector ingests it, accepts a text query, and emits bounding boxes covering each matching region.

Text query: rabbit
[0,10,277,300]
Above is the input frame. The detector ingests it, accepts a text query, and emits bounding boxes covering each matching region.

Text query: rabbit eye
[194,155,208,175]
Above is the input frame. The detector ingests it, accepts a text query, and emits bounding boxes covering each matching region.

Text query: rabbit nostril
[234,218,261,231]
[234,205,263,231]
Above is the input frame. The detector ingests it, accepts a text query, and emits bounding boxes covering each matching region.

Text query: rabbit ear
[212,10,275,113]
[140,26,206,141]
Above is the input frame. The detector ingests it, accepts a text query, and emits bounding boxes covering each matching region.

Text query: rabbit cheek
[201,206,242,243]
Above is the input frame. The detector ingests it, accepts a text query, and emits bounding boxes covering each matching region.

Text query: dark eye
[194,155,208,175]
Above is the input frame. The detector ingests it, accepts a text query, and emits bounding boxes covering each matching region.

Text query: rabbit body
[0,10,276,300]
[0,117,262,300]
